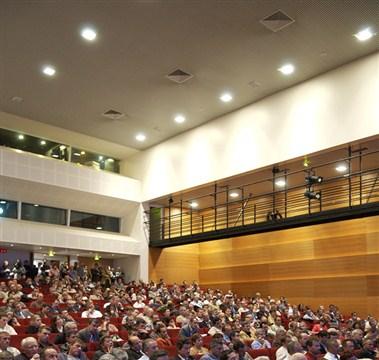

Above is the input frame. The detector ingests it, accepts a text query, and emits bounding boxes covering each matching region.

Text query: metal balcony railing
[148,148,379,247]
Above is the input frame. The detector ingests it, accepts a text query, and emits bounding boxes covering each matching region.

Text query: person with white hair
[15,337,40,360]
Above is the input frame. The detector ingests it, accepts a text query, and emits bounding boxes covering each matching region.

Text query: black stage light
[305,175,323,185]
[304,190,321,200]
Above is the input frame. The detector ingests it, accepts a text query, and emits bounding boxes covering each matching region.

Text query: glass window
[0,199,18,219]
[0,128,68,160]
[71,147,120,173]
[0,128,119,173]
[70,210,120,233]
[21,203,67,225]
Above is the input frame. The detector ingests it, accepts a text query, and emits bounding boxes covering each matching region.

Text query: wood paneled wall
[149,243,199,284]
[149,215,379,317]
[199,215,379,318]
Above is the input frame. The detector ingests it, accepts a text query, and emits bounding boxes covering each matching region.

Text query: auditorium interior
[0,0,379,327]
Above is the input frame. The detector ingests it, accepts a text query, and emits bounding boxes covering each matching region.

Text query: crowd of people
[0,259,377,360]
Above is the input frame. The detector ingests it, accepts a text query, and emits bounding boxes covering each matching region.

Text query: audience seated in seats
[200,339,224,360]
[0,350,15,360]
[140,339,158,360]
[81,304,103,319]
[190,334,208,358]
[155,324,172,348]
[78,319,100,344]
[40,347,59,360]
[232,340,253,360]
[304,337,320,360]
[57,339,87,360]
[220,349,239,360]
[0,315,17,336]
[14,337,39,360]
[54,322,78,346]
[93,336,114,360]
[0,331,20,357]
[26,316,43,335]
[126,336,143,360]
[0,259,377,360]
[173,338,193,360]
[180,317,199,339]
[150,350,169,360]
[37,327,58,353]
[321,339,339,360]
[251,330,271,350]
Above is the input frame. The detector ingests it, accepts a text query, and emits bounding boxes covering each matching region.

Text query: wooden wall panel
[149,244,199,283]
[148,215,379,317]
[198,215,379,318]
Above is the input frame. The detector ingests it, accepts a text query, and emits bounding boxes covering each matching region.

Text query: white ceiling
[0,0,378,151]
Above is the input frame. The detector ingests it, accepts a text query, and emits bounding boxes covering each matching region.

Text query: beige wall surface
[127,53,379,200]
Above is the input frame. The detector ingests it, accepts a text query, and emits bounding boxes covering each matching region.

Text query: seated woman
[190,334,208,357]
[98,314,118,334]
[51,315,64,334]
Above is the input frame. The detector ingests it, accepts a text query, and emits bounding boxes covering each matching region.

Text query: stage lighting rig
[304,190,321,200]
[305,175,323,185]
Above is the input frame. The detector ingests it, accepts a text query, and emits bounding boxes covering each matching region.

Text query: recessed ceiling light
[81,27,97,41]
[42,65,56,77]
[0,201,6,204]
[98,156,104,161]
[336,164,348,172]
[59,145,66,151]
[34,204,39,207]
[354,28,374,41]
[136,133,146,142]
[18,134,24,140]
[190,201,199,208]
[107,158,114,162]
[96,226,103,230]
[229,192,239,198]
[220,93,233,103]
[40,140,46,145]
[278,64,295,75]
[174,114,186,124]
[275,179,286,187]
[73,152,81,156]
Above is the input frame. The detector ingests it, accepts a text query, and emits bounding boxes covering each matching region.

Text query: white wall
[0,146,149,281]
[124,52,379,201]
[0,146,141,203]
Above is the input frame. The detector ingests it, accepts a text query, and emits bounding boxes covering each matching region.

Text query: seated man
[78,318,100,343]
[0,331,21,357]
[15,337,40,360]
[200,339,224,360]
[26,315,43,334]
[251,330,271,350]
[0,314,17,336]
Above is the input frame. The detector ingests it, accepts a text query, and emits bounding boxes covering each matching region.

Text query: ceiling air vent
[102,109,125,120]
[166,69,193,84]
[260,9,295,32]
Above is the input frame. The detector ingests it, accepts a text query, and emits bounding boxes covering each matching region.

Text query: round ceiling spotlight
[136,133,146,142]
[219,93,233,103]
[81,27,97,41]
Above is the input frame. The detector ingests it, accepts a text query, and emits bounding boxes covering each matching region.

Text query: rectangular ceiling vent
[260,9,295,32]
[166,69,193,84]
[102,109,125,120]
